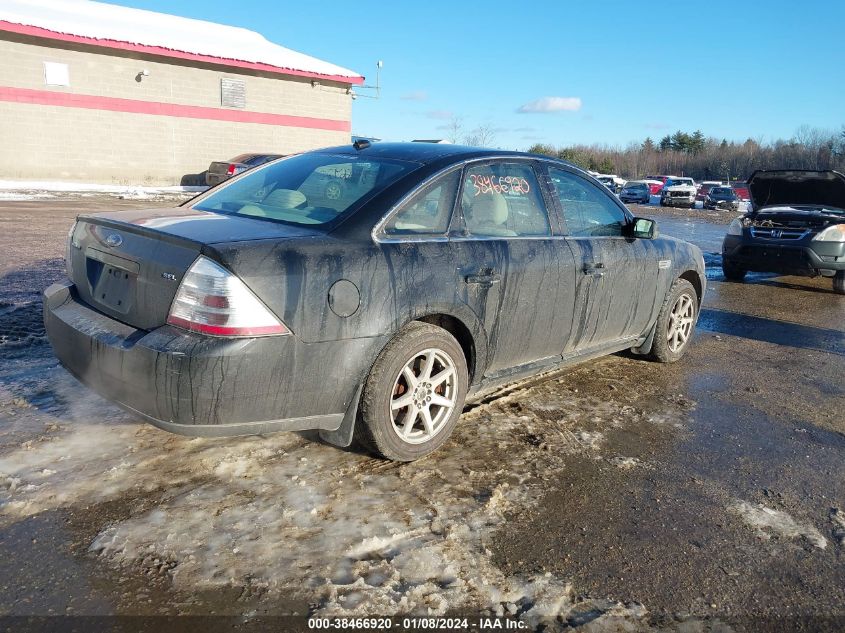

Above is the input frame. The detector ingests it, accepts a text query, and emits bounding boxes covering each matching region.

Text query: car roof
[314,142,561,167]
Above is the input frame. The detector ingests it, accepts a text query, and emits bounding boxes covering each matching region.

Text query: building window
[221,77,246,108]
[43,62,70,87]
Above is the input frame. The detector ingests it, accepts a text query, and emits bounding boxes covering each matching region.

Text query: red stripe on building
[0,20,365,85]
[0,86,351,131]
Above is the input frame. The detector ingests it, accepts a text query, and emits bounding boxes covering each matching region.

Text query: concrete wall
[0,34,353,184]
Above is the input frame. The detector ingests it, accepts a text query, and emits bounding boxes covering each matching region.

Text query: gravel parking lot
[0,195,843,630]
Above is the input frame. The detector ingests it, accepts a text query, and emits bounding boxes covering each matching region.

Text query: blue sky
[112,0,845,149]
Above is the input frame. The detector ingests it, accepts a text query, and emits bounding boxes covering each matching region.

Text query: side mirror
[631,217,658,239]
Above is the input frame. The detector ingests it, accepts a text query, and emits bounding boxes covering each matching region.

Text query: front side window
[549,168,628,237]
[383,170,460,236]
[461,162,551,237]
[192,153,416,226]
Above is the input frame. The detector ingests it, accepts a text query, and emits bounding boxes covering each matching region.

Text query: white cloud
[400,90,428,101]
[517,97,582,114]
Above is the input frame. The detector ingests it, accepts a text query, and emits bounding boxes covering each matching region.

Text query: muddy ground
[0,195,843,632]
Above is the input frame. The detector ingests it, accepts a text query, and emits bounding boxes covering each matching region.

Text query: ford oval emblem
[104,233,123,248]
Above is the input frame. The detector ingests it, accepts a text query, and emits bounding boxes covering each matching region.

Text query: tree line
[527,126,845,182]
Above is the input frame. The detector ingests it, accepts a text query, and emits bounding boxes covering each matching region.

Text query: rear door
[449,160,576,375]
[544,166,660,352]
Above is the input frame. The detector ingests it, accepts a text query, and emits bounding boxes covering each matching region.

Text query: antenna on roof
[350,60,383,100]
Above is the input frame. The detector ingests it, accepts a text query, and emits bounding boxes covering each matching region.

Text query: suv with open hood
[721,170,845,294]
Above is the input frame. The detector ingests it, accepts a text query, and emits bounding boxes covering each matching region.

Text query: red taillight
[166,256,290,337]
[226,163,237,175]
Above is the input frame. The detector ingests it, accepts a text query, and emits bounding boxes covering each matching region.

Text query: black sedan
[704,186,740,210]
[722,169,845,294]
[44,143,705,461]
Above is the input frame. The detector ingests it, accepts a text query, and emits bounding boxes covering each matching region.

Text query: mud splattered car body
[721,170,845,294]
[44,143,705,459]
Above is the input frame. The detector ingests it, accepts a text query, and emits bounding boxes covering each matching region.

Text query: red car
[645,175,670,195]
[731,183,750,201]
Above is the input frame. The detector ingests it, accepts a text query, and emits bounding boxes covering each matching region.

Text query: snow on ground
[0,361,690,622]
[729,501,828,550]
[0,191,57,201]
[830,509,845,547]
[0,180,205,200]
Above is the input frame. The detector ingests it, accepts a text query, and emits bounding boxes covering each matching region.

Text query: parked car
[704,186,740,210]
[205,153,283,186]
[45,143,705,461]
[619,180,652,204]
[660,177,697,208]
[731,182,751,201]
[646,175,671,187]
[696,180,725,202]
[643,179,665,195]
[721,169,845,294]
[596,174,627,194]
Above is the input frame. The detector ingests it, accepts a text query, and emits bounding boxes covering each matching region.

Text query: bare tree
[463,124,497,148]
[445,116,464,144]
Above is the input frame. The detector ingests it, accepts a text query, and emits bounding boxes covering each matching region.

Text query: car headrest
[469,192,508,226]
[264,188,307,208]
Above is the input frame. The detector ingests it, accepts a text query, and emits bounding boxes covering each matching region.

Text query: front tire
[648,278,698,363]
[356,322,468,461]
[834,271,845,295]
[722,259,747,281]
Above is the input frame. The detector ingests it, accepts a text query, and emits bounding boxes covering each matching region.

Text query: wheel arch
[679,269,704,305]
[414,311,486,383]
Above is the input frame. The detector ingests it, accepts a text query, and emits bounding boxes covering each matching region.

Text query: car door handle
[583,262,606,277]
[464,272,501,286]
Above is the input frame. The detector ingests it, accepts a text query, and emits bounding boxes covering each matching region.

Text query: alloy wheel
[667,293,695,353]
[389,348,457,444]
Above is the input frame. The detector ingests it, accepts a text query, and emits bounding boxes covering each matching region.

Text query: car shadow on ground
[749,278,841,295]
[698,307,845,356]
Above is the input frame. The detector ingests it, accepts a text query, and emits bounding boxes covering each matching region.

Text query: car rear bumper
[722,235,845,275]
[205,173,229,187]
[43,281,384,437]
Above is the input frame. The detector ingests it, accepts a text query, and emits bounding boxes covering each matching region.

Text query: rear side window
[192,153,416,226]
[549,168,627,237]
[383,170,460,236]
[461,163,551,237]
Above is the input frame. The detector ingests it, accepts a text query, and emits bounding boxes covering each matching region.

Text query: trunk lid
[208,161,240,178]
[748,170,845,212]
[68,207,321,330]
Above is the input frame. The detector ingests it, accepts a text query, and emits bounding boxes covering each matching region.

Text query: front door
[545,166,660,352]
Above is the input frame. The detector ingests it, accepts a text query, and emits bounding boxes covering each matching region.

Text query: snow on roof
[0,0,364,84]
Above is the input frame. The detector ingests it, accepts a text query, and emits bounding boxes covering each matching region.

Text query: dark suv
[721,170,845,294]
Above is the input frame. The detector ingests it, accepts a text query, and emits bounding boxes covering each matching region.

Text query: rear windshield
[625,183,648,190]
[193,153,417,225]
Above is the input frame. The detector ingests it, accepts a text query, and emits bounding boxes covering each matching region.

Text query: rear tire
[834,271,845,295]
[356,322,468,461]
[722,259,747,281]
[647,278,698,363]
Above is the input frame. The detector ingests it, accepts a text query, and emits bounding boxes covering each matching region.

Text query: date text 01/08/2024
[307,616,528,630]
